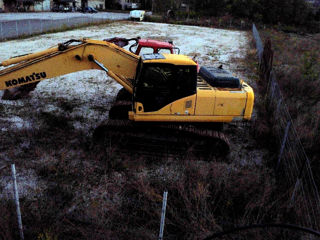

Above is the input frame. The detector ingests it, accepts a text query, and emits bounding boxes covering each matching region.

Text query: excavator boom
[0,39,140,93]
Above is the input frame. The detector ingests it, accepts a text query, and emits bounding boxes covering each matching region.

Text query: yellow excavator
[0,38,254,157]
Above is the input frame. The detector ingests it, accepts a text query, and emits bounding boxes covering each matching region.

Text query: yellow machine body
[0,39,254,123]
[129,53,254,122]
[130,78,254,123]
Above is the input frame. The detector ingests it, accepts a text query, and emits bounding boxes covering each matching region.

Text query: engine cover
[199,66,241,89]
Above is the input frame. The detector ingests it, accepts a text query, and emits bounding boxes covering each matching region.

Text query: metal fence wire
[252,24,320,231]
[0,15,128,41]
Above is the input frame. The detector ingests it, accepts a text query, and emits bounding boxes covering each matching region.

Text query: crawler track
[93,119,230,160]
[93,88,231,160]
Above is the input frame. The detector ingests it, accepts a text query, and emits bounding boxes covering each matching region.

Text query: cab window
[135,64,197,112]
[158,48,172,54]
[139,47,155,55]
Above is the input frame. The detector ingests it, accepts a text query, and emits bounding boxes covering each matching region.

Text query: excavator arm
[0,39,140,94]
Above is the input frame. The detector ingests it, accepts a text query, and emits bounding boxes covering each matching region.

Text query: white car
[130,10,145,21]
[126,2,141,9]
[131,3,140,9]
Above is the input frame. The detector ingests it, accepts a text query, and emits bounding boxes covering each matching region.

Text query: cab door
[135,63,197,113]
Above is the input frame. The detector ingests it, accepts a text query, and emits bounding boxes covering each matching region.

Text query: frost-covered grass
[0,21,247,65]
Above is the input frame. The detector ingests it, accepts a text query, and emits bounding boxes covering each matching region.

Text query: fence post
[269,79,276,104]
[28,20,31,36]
[277,121,291,170]
[11,164,24,240]
[252,24,263,61]
[15,21,19,38]
[265,70,273,104]
[159,191,168,240]
[0,22,3,41]
[275,98,282,120]
[290,178,301,205]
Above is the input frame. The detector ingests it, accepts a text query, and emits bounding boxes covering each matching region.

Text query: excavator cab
[134,60,197,112]
[129,53,254,123]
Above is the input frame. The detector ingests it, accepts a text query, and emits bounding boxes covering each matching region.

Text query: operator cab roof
[139,39,173,49]
[142,53,197,66]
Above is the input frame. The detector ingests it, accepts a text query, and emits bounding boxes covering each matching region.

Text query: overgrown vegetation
[0,125,287,239]
[148,0,320,33]
[256,29,320,182]
[144,14,252,31]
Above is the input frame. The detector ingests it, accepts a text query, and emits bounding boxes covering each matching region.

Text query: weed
[0,200,15,240]
[37,230,58,240]
[40,112,72,130]
[57,100,76,112]
[301,51,319,83]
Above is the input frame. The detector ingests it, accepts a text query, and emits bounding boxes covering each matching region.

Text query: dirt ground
[0,21,271,239]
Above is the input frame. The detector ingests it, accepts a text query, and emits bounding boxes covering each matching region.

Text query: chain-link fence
[252,23,320,231]
[0,15,128,41]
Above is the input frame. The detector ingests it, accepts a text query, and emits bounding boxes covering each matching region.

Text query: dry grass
[0,142,279,239]
[0,118,284,240]
[258,29,320,181]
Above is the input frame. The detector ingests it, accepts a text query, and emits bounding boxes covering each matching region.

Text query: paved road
[0,12,129,22]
